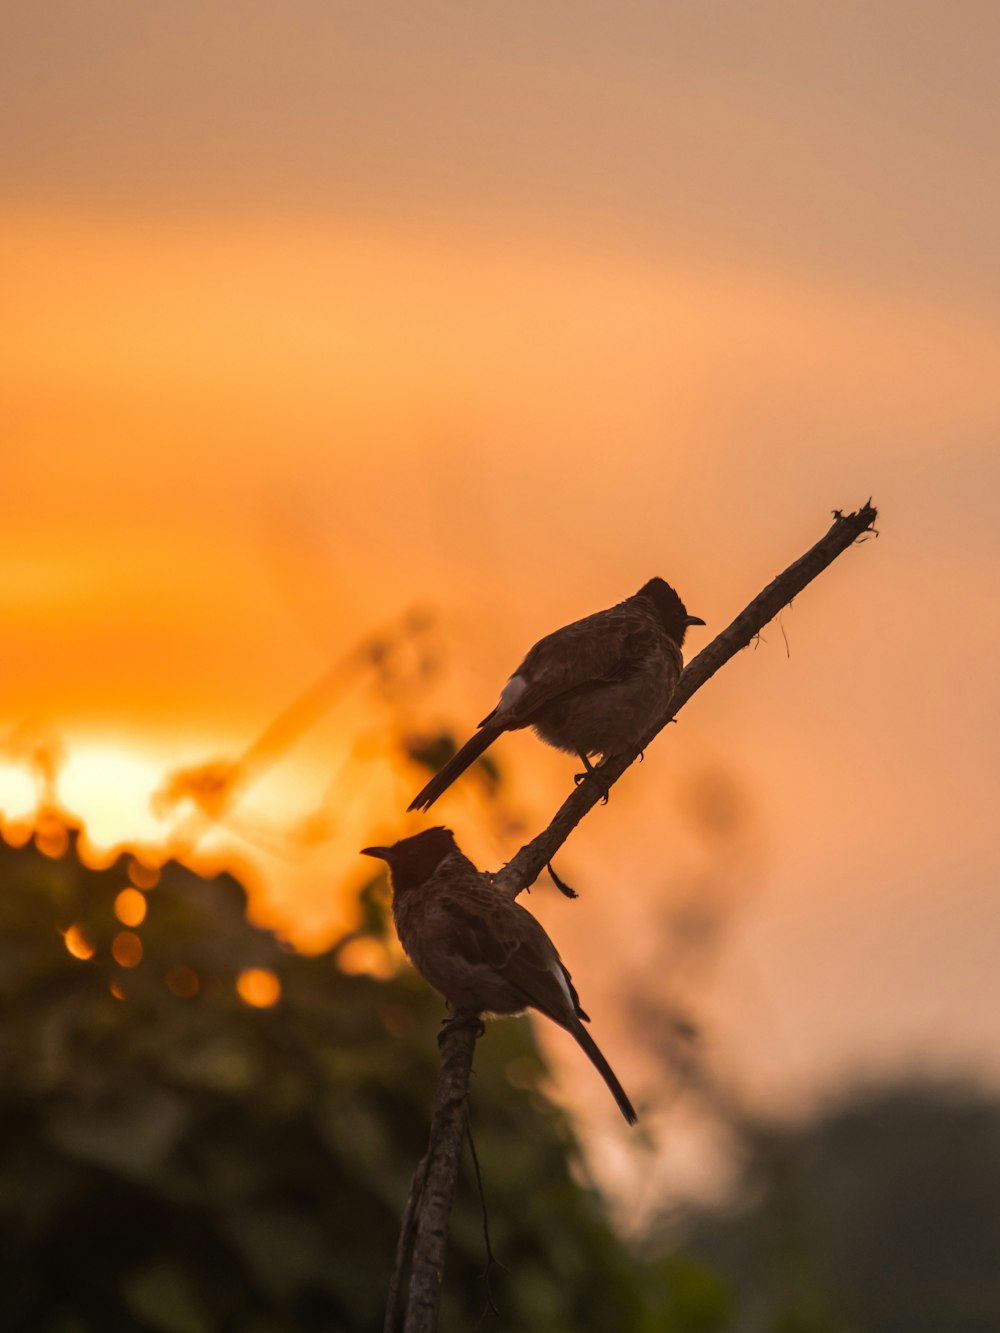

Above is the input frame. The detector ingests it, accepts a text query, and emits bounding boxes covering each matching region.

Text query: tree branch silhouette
[387,1022,479,1333]
[494,499,877,897]
[389,499,878,1330]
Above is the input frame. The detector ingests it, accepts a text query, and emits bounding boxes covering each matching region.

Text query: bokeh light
[236,968,281,1008]
[35,819,69,859]
[337,937,397,980]
[128,858,160,890]
[114,888,148,927]
[63,924,96,961]
[111,931,143,968]
[165,964,201,999]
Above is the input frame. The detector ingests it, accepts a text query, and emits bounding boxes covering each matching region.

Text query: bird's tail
[570,1020,638,1126]
[407,725,502,813]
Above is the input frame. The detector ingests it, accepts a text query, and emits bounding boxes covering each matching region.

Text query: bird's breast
[392,892,528,1016]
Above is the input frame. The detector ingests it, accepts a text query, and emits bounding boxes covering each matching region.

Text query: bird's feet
[438,1012,486,1047]
[574,754,611,803]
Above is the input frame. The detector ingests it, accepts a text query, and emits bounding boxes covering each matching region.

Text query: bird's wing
[495,604,664,726]
[436,886,585,1025]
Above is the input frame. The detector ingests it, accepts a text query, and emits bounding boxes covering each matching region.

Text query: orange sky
[3,0,999,1204]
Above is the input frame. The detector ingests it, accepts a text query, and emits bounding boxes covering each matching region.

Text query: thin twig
[466,1120,503,1320]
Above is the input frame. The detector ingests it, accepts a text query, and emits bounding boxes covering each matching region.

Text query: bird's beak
[685,615,706,628]
[360,846,390,860]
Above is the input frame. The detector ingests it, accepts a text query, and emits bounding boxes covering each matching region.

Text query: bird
[408,577,704,811]
[361,827,638,1125]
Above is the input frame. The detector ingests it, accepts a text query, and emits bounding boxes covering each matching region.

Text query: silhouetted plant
[0,825,724,1332]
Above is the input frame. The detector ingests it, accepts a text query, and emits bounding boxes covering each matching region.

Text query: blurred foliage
[0,824,728,1333]
[669,1080,1000,1333]
[6,819,997,1333]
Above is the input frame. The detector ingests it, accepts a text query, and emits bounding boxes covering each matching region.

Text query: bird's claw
[574,770,611,803]
[438,1013,486,1046]
[573,753,611,803]
[574,774,611,802]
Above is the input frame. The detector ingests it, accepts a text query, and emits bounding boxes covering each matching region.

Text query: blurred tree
[0,822,729,1333]
[664,1080,1000,1333]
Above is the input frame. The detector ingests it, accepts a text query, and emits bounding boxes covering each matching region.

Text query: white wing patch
[549,959,575,1011]
[496,673,527,715]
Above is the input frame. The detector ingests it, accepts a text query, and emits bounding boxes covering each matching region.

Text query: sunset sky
[3,2,999,1200]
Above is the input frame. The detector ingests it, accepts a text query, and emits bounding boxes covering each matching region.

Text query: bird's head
[637,577,705,646]
[360,826,459,894]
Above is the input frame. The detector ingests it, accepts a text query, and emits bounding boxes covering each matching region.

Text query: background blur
[2,0,999,1313]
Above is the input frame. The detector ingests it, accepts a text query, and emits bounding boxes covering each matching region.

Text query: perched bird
[408,577,704,812]
[361,827,638,1125]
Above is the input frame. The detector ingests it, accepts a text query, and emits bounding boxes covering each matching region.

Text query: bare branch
[493,500,877,897]
[398,1022,479,1333]
[384,1152,429,1333]
[387,501,878,1330]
